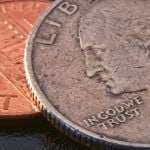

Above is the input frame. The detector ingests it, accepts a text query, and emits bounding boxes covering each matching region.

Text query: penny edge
[0,0,51,119]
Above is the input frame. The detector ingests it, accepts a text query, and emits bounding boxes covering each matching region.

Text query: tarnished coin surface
[0,0,50,119]
[25,0,150,149]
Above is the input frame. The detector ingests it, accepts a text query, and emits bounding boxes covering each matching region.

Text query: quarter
[25,0,150,149]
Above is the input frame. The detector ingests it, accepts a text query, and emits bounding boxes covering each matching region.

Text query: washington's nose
[84,47,105,77]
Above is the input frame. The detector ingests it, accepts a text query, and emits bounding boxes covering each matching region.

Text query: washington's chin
[105,77,148,95]
[108,86,125,95]
[109,85,147,95]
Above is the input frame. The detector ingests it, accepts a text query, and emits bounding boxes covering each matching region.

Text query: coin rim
[0,0,49,3]
[24,0,150,148]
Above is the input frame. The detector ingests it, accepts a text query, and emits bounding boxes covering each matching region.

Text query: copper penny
[25,0,150,149]
[0,0,50,118]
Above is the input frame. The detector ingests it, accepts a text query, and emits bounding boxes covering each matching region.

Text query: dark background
[0,116,90,150]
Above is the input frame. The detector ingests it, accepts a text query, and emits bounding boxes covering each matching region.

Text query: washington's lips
[0,0,50,118]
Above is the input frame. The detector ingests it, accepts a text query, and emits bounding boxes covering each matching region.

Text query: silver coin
[25,0,150,149]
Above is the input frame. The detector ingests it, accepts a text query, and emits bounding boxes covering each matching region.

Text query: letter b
[58,2,78,15]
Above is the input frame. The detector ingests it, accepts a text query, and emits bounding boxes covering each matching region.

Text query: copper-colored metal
[0,0,50,118]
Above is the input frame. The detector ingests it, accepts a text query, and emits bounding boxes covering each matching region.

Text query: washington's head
[79,0,150,95]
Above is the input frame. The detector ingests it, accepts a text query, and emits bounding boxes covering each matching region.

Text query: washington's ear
[84,46,105,77]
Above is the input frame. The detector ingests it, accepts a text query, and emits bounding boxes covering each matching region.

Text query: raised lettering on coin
[36,33,57,45]
[0,95,17,110]
[58,2,78,15]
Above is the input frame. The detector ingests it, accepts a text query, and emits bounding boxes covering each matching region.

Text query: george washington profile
[79,0,150,95]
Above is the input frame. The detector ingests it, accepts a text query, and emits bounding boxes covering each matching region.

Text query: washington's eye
[83,46,93,52]
[92,44,107,58]
[144,41,150,52]
[147,44,150,50]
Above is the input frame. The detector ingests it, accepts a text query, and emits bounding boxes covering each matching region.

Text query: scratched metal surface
[0,117,90,150]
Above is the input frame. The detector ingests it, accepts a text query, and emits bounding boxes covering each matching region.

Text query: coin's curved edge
[24,0,150,149]
[0,0,50,3]
[0,112,42,119]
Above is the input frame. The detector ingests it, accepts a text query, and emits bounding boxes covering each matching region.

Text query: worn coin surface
[0,0,50,118]
[25,0,150,149]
